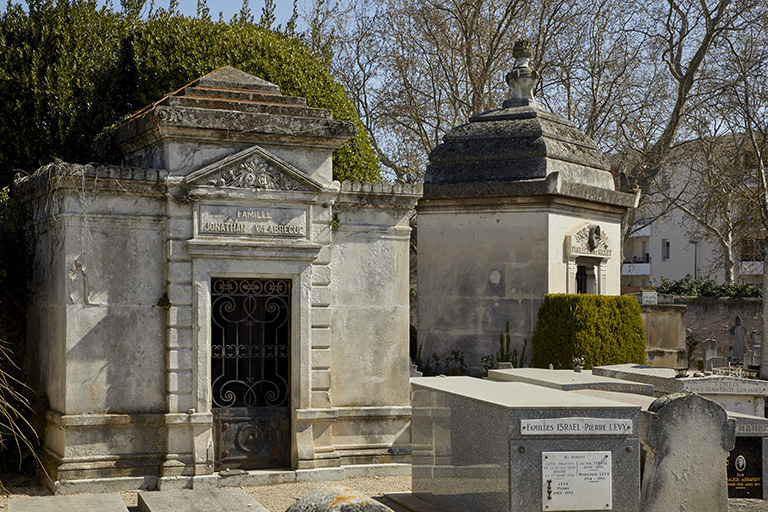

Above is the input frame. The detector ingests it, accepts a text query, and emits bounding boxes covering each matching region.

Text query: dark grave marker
[727,437,762,498]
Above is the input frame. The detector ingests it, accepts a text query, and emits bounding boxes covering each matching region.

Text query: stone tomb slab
[593,364,768,416]
[411,377,640,512]
[8,493,128,512]
[138,488,269,512]
[488,368,654,396]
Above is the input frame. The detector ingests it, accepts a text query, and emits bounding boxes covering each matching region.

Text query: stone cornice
[14,161,168,199]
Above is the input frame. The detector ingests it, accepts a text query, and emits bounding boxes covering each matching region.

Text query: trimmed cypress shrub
[531,294,646,369]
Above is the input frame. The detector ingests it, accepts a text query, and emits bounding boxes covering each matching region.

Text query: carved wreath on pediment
[208,161,303,191]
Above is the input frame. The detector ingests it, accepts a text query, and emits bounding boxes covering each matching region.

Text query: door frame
[187,251,316,471]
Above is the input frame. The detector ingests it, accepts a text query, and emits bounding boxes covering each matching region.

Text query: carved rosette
[153,106,185,123]
[568,224,611,258]
[208,160,304,191]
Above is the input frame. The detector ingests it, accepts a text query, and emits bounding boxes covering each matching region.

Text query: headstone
[731,316,748,361]
[571,386,768,500]
[285,486,393,512]
[639,392,735,512]
[411,377,640,512]
[640,291,657,305]
[732,416,768,500]
[702,339,717,361]
[727,436,763,498]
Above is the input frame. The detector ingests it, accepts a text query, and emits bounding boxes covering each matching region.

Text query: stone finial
[503,40,539,108]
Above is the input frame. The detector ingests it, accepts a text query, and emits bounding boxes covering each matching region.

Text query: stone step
[165,95,331,119]
[180,85,307,106]
[8,493,129,512]
[138,488,269,512]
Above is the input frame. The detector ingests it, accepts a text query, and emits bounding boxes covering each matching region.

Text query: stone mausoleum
[417,42,639,374]
[16,67,420,492]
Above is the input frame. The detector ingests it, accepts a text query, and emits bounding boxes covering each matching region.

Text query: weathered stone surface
[425,106,615,191]
[594,363,768,416]
[286,486,393,512]
[418,61,637,373]
[138,488,268,512]
[114,66,355,175]
[8,493,128,512]
[488,368,655,395]
[15,66,421,491]
[639,392,735,512]
[411,377,640,512]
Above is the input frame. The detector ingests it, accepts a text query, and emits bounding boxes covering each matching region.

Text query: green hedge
[653,275,760,297]
[531,294,646,369]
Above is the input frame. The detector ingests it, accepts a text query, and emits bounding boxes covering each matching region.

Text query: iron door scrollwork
[211,278,291,469]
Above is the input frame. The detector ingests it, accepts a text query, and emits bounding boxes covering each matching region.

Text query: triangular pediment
[184,145,325,192]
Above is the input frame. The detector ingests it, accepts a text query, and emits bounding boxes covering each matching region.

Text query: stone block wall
[677,297,762,360]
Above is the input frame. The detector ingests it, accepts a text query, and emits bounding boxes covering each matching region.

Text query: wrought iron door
[211,278,291,469]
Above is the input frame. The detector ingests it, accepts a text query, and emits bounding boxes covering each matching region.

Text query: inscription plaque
[522,417,633,436]
[199,204,307,238]
[727,437,762,498]
[542,451,612,511]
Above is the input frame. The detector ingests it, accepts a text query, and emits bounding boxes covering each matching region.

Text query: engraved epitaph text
[542,451,612,511]
[521,418,633,436]
[199,204,307,238]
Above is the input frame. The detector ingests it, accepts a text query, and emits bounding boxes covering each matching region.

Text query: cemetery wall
[677,297,762,357]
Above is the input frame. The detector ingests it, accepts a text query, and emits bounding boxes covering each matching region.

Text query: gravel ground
[0,475,411,512]
[3,474,768,512]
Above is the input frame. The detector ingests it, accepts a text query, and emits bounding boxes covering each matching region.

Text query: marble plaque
[684,379,768,395]
[522,417,633,436]
[727,437,762,499]
[542,451,612,511]
[198,204,307,238]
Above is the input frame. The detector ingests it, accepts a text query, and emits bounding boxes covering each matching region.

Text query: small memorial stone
[286,486,393,512]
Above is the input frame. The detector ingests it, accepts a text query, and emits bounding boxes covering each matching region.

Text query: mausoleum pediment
[113,66,355,177]
[183,145,325,193]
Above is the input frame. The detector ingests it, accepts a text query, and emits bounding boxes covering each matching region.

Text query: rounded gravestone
[285,486,393,512]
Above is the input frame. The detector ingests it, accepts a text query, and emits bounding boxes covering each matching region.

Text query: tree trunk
[723,229,735,284]
[723,253,735,284]
[760,235,768,379]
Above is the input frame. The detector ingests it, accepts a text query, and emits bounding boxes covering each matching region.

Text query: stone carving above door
[184,144,325,192]
[567,224,611,259]
[208,160,304,191]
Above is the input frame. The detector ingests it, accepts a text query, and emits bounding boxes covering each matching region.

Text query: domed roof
[426,105,614,190]
[425,41,622,198]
